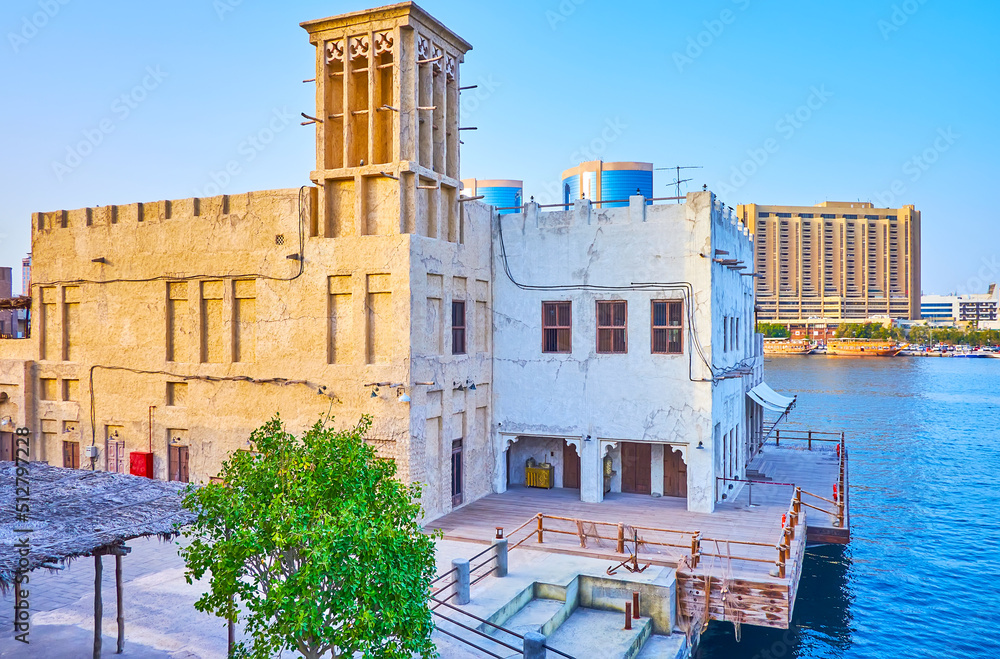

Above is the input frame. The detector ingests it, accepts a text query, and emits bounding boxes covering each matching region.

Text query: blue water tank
[462,179,523,215]
[560,161,653,208]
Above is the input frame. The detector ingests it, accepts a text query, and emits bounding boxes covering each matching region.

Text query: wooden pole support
[94,554,103,659]
[794,487,802,515]
[690,532,701,568]
[536,514,544,543]
[617,524,625,554]
[115,553,124,654]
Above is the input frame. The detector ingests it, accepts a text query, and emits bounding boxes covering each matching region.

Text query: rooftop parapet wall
[30,189,314,286]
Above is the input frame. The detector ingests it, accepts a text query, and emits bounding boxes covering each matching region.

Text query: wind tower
[301,5,489,519]
[302,2,472,237]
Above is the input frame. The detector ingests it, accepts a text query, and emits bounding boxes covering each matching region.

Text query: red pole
[624,602,632,630]
[632,592,640,619]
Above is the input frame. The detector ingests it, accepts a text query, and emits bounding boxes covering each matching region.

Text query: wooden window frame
[542,301,572,353]
[451,439,464,507]
[651,300,684,355]
[169,444,190,483]
[451,300,466,355]
[62,440,80,469]
[596,300,628,354]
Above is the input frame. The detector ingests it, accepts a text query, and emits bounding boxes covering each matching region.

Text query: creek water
[697,356,1000,659]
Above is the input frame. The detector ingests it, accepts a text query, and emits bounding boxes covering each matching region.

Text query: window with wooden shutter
[542,302,572,353]
[169,445,190,483]
[62,441,80,469]
[652,301,683,354]
[451,300,466,355]
[451,439,463,507]
[596,301,627,354]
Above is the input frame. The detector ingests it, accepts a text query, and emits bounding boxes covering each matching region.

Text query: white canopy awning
[747,383,796,413]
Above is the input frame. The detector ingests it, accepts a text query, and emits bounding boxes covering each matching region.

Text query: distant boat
[763,338,814,355]
[827,338,902,357]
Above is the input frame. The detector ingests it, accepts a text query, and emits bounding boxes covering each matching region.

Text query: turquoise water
[698,356,1000,659]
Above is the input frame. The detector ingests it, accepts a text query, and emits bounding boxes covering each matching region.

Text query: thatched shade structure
[1,462,195,656]
[0,296,30,311]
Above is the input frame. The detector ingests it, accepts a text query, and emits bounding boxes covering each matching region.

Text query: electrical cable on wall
[495,208,755,382]
[88,364,338,450]
[33,186,312,288]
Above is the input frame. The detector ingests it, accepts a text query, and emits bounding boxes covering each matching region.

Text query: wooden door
[621,442,652,495]
[562,443,581,489]
[63,441,80,469]
[451,440,464,507]
[0,432,13,462]
[106,440,126,473]
[663,448,688,498]
[169,445,189,482]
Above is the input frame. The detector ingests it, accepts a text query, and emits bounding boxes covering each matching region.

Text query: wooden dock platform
[427,436,849,630]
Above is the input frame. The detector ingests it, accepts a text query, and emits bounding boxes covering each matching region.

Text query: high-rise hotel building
[738,201,921,324]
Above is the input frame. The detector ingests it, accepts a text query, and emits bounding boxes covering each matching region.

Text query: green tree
[756,322,789,338]
[180,416,438,659]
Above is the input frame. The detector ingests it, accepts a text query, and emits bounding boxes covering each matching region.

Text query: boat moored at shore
[826,338,903,357]
[763,338,815,355]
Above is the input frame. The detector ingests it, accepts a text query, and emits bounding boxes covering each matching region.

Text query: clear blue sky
[1,0,997,296]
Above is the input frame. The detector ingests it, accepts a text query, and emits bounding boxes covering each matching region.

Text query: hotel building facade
[739,201,921,327]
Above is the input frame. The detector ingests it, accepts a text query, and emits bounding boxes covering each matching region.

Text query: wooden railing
[503,512,788,574]
[772,430,848,529]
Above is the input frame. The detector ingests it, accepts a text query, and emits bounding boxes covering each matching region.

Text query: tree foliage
[834,323,905,341]
[756,322,790,338]
[906,325,1000,347]
[180,416,439,659]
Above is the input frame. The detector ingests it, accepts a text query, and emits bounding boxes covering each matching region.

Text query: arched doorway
[663,446,688,498]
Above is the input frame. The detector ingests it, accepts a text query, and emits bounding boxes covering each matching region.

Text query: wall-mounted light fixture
[584,435,592,442]
[397,387,411,404]
[696,441,705,450]
[466,380,477,391]
[92,257,107,264]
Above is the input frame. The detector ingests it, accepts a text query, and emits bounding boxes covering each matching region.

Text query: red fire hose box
[130,451,154,478]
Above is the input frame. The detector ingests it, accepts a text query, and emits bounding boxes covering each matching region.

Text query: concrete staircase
[746,454,773,481]
[435,582,689,658]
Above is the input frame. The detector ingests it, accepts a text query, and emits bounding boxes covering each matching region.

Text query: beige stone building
[739,201,921,324]
[0,2,495,519]
[1,2,769,520]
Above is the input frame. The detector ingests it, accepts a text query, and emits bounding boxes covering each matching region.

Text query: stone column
[579,437,602,503]
[650,444,664,497]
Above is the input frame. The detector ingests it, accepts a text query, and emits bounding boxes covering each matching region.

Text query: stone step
[545,608,653,659]
[634,633,689,659]
[490,597,565,638]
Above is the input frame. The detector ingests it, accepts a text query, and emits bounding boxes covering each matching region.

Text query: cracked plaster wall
[492,191,760,513]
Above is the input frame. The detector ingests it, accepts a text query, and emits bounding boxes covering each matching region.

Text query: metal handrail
[431,610,512,658]
[432,597,577,659]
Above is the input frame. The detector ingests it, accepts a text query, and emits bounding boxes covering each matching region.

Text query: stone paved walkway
[0,536,236,658]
